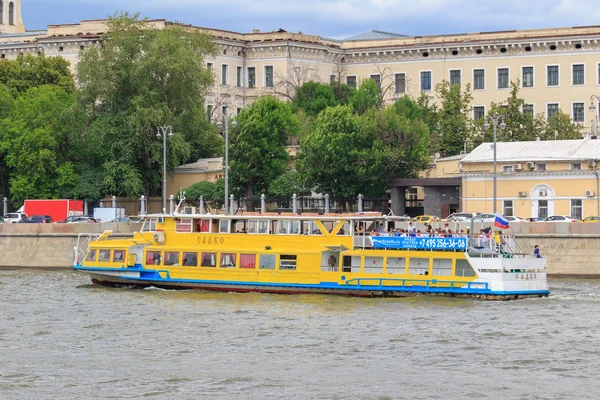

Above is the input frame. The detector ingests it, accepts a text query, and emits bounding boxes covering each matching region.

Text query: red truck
[23,199,84,223]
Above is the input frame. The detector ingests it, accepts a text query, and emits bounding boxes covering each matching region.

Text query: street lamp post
[484,115,506,214]
[588,95,600,136]
[157,126,173,213]
[217,118,237,215]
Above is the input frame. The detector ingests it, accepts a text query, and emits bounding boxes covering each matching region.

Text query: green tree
[486,80,538,143]
[76,12,219,198]
[435,80,473,156]
[292,81,338,117]
[183,179,224,209]
[351,79,380,115]
[229,96,300,210]
[268,171,309,199]
[330,81,355,105]
[0,53,74,94]
[541,110,584,140]
[296,105,389,200]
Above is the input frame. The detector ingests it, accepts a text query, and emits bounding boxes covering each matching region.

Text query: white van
[4,212,27,223]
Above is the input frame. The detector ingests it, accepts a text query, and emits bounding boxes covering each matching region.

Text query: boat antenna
[174,190,186,214]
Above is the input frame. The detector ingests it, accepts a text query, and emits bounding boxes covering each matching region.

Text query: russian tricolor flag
[494,213,510,229]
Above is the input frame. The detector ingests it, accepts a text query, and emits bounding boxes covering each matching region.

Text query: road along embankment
[0,222,597,276]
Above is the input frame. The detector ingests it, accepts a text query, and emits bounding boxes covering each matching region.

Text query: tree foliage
[541,110,584,140]
[351,79,380,115]
[183,179,224,209]
[229,96,300,210]
[291,81,338,117]
[75,12,219,198]
[268,171,310,198]
[0,53,74,95]
[435,80,473,156]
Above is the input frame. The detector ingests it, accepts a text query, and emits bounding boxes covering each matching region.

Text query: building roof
[344,30,409,41]
[462,137,600,163]
[176,157,223,173]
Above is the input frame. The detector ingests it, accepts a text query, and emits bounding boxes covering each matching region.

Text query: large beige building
[5,1,600,132]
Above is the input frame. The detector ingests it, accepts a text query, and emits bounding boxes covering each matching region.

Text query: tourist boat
[72,206,550,300]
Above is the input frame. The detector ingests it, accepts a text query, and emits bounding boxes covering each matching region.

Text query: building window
[450,69,461,86]
[547,103,559,120]
[498,68,509,89]
[572,64,585,85]
[523,104,534,118]
[221,64,228,85]
[346,75,356,89]
[571,199,582,220]
[236,66,242,88]
[0,2,3,25]
[522,67,534,87]
[536,163,547,171]
[207,62,213,72]
[573,102,584,122]
[420,71,432,91]
[247,67,256,88]
[547,65,559,86]
[370,74,381,88]
[222,105,228,118]
[473,106,485,120]
[8,1,14,25]
[502,165,513,173]
[395,73,406,94]
[265,66,274,87]
[236,107,242,115]
[503,200,514,217]
[330,74,337,84]
[206,104,213,119]
[572,163,582,170]
[538,200,549,219]
[473,69,485,90]
[58,46,64,52]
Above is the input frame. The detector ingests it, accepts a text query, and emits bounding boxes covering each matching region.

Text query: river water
[1,269,599,400]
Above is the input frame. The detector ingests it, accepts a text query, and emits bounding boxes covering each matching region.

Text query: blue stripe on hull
[74,265,550,298]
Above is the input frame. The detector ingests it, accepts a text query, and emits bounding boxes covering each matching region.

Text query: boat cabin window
[232,220,246,233]
[342,255,361,273]
[176,218,193,233]
[85,249,97,262]
[432,259,452,276]
[219,219,230,233]
[146,251,162,265]
[290,220,300,234]
[456,259,476,277]
[321,221,335,234]
[195,219,211,233]
[182,252,198,267]
[321,252,339,272]
[113,250,125,263]
[336,221,351,235]
[277,220,290,234]
[98,249,111,262]
[220,253,237,268]
[240,254,256,269]
[259,254,276,269]
[164,252,179,266]
[258,220,269,234]
[302,220,322,235]
[279,255,297,270]
[143,218,158,232]
[364,256,383,274]
[386,257,406,274]
[201,252,217,267]
[408,258,430,275]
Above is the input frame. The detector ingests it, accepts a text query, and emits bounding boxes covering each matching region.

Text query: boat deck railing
[344,277,490,291]
[74,233,101,265]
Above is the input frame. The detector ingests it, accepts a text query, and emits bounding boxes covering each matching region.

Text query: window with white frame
[420,71,432,91]
[547,103,559,120]
[498,68,509,89]
[547,65,559,86]
[450,69,461,86]
[522,67,534,87]
[206,104,214,119]
[571,162,582,170]
[370,74,381,88]
[502,165,513,173]
[473,69,485,90]
[207,62,213,72]
[572,64,585,85]
[573,102,584,122]
[221,64,228,85]
[523,104,534,118]
[473,106,485,120]
[222,105,228,118]
[236,66,242,87]
[265,66,274,87]
[571,199,582,220]
[503,200,514,217]
[247,67,256,88]
[346,75,356,89]
[395,73,406,94]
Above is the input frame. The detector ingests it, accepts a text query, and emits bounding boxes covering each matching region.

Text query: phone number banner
[371,236,468,250]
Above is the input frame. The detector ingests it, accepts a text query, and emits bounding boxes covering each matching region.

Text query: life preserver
[328,255,337,267]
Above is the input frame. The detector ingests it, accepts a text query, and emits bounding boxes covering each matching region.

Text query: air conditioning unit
[526,162,535,170]
[153,231,166,243]
[518,191,527,197]
[588,160,597,168]
[182,206,196,214]
[586,190,595,197]
[539,189,548,197]
[513,163,523,171]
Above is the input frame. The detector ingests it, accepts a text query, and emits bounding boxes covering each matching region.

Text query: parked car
[0,216,4,223]
[545,215,577,222]
[20,215,53,223]
[3,212,28,223]
[413,215,440,223]
[111,216,144,223]
[526,217,544,222]
[469,213,497,223]
[505,216,527,222]
[57,215,97,223]
[582,216,600,222]
[446,212,478,222]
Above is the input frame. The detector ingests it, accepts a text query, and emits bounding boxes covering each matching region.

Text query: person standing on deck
[534,245,543,258]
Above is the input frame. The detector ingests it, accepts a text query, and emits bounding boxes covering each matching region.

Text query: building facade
[4,3,600,131]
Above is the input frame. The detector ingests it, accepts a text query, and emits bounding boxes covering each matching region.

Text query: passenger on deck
[534,244,543,258]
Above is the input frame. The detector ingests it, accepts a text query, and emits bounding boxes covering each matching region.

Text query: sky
[23,0,600,39]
